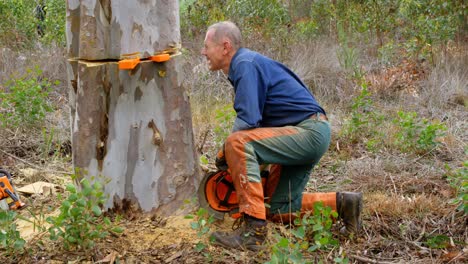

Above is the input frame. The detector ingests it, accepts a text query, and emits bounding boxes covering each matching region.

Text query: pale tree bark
[66,0,200,215]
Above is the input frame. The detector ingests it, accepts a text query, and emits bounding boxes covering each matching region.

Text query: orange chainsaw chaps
[267,192,337,223]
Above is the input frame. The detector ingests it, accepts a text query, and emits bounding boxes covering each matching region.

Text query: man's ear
[223,40,231,55]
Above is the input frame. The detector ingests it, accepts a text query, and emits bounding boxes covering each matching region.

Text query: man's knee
[225,131,249,154]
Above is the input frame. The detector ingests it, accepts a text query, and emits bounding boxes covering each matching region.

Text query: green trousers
[224,114,331,219]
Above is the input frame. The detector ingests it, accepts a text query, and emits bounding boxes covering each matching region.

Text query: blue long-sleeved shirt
[228,48,325,132]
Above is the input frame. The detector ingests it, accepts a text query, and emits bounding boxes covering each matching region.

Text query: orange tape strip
[118,58,140,70]
[150,54,170,62]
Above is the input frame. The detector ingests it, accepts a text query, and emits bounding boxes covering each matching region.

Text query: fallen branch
[350,254,402,264]
[0,149,72,175]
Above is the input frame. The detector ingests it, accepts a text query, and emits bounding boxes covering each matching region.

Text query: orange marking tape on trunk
[118,58,140,70]
[150,53,170,62]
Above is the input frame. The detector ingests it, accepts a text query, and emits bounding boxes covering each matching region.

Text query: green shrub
[445,161,468,215]
[0,0,65,49]
[393,111,447,153]
[398,0,464,61]
[0,210,25,257]
[180,0,291,50]
[341,84,384,149]
[186,207,215,253]
[424,234,451,249]
[46,178,123,250]
[293,202,339,252]
[268,234,304,264]
[213,105,236,149]
[268,202,347,263]
[305,0,465,62]
[0,67,55,128]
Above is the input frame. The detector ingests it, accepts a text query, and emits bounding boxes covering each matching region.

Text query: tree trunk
[66,0,180,60]
[66,0,200,215]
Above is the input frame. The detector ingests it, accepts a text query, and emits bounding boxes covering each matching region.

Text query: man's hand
[215,147,228,171]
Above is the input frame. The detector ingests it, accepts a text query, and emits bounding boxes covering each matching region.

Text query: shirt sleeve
[231,61,267,131]
[231,117,251,132]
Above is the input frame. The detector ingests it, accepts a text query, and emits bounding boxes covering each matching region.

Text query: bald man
[202,21,362,251]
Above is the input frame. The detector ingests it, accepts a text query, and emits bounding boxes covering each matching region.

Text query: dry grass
[0,46,70,177]
[286,39,353,107]
[421,48,468,112]
[366,192,450,220]
[0,45,67,94]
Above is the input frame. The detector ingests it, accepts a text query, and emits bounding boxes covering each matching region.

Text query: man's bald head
[207,21,242,51]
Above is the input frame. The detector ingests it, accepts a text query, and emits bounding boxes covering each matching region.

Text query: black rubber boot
[337,192,363,236]
[211,214,267,251]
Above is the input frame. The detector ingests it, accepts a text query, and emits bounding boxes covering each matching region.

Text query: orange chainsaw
[0,169,26,210]
[198,170,269,220]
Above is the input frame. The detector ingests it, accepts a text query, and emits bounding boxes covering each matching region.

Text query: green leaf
[91,205,102,216]
[191,222,199,230]
[201,226,210,235]
[66,184,76,193]
[199,155,209,165]
[195,242,206,252]
[13,238,25,250]
[67,236,77,243]
[200,219,206,226]
[70,207,82,217]
[291,226,305,239]
[76,198,86,207]
[319,236,329,245]
[313,223,324,231]
[67,194,78,203]
[277,237,289,248]
[308,244,319,252]
[112,227,124,234]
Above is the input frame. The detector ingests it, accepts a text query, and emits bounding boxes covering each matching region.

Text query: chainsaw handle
[0,169,12,180]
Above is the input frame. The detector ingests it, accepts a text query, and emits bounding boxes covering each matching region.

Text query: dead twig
[350,254,402,264]
[197,128,210,153]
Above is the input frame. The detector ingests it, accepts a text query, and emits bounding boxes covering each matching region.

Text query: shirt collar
[228,48,247,78]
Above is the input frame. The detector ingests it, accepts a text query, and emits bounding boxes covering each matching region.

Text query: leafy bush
[46,178,123,250]
[305,0,465,62]
[445,161,468,215]
[0,210,25,257]
[0,66,55,128]
[186,207,215,253]
[268,202,347,264]
[393,111,447,153]
[340,84,384,149]
[213,105,236,149]
[0,0,65,49]
[292,202,339,252]
[180,0,291,49]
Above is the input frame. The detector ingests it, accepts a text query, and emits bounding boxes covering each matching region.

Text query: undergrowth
[0,211,25,257]
[268,202,346,264]
[189,203,350,263]
[0,66,55,128]
[445,161,468,214]
[46,177,124,250]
